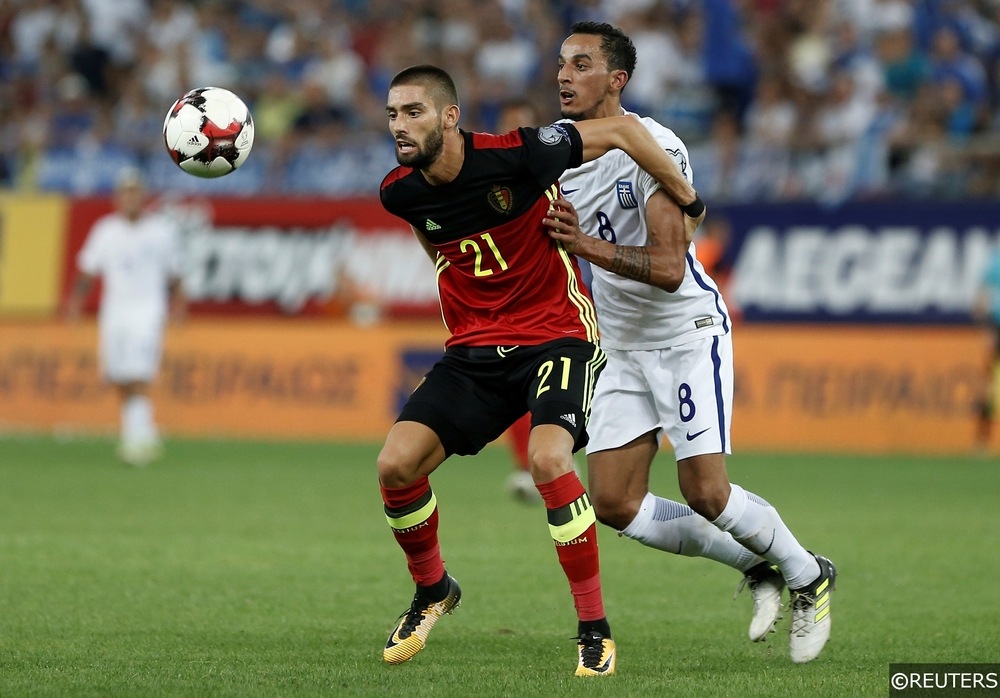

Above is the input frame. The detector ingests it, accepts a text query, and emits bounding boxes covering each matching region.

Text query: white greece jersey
[559,112,730,350]
[77,210,182,326]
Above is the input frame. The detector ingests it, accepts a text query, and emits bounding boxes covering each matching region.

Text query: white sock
[621,492,762,572]
[122,395,158,445]
[121,396,139,444]
[711,484,820,589]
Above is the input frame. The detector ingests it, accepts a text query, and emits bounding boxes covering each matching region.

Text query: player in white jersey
[544,22,836,663]
[67,168,185,466]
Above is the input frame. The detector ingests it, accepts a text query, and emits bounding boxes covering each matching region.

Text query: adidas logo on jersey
[426,219,441,231]
[560,413,577,427]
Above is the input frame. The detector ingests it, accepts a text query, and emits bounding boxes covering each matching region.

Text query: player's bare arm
[574,116,706,241]
[168,277,187,324]
[546,193,687,292]
[65,272,96,322]
[575,117,692,202]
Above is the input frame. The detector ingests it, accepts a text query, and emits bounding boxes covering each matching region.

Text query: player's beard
[396,124,445,169]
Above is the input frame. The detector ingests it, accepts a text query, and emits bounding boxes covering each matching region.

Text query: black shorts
[398,338,606,457]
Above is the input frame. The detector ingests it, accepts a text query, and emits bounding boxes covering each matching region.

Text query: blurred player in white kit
[67,168,185,466]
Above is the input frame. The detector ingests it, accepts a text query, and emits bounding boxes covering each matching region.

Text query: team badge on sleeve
[616,180,638,209]
[667,147,689,177]
[537,125,569,145]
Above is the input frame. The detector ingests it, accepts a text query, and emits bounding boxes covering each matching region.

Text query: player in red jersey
[376,64,703,676]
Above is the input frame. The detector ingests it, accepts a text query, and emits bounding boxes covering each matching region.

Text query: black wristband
[680,194,705,218]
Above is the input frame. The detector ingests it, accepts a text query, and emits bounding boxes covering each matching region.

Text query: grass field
[2,435,998,697]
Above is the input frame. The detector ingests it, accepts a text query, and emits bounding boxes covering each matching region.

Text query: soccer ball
[163,87,255,178]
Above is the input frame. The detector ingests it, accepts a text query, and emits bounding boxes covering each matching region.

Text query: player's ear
[611,69,629,93]
[443,104,460,129]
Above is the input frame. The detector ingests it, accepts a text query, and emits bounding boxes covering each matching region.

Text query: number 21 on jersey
[459,232,509,276]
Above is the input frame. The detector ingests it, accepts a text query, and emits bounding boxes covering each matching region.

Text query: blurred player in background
[545,22,836,664]
[66,168,185,466]
[692,214,732,293]
[376,65,702,676]
[496,98,542,504]
[495,97,541,134]
[973,243,1000,451]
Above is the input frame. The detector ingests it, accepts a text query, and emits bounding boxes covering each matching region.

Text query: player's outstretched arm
[573,115,705,239]
[168,277,187,324]
[546,193,687,292]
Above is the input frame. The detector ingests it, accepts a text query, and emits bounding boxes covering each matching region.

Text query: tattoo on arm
[608,245,652,283]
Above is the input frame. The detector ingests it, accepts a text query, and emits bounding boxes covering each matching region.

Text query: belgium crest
[488,185,514,214]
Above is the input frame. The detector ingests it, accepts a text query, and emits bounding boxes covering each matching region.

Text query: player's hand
[544,197,587,254]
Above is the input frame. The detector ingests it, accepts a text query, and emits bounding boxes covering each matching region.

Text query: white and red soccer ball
[163,87,254,178]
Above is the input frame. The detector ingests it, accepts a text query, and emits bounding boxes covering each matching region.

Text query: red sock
[536,471,605,621]
[380,477,444,587]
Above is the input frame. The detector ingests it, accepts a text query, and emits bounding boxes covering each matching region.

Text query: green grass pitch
[2,435,998,697]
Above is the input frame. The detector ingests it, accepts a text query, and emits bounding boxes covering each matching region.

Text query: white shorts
[586,333,733,460]
[99,316,164,384]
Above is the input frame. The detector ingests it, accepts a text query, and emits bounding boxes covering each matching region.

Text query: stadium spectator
[290,76,350,147]
[688,110,751,202]
[302,26,367,111]
[473,2,540,109]
[376,64,700,676]
[830,19,885,104]
[649,7,716,142]
[546,21,836,664]
[876,25,931,104]
[741,72,796,198]
[68,10,112,100]
[887,79,952,195]
[46,72,96,149]
[701,0,757,123]
[611,6,676,117]
[805,67,880,203]
[928,24,988,120]
[78,0,147,66]
[146,0,198,56]
[871,0,915,37]
[10,0,63,68]
[2,0,1000,201]
[248,70,302,144]
[65,167,185,466]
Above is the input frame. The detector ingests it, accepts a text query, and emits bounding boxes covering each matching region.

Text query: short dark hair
[569,21,637,80]
[389,64,460,109]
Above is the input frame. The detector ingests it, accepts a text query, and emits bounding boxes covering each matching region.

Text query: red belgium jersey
[380,124,599,348]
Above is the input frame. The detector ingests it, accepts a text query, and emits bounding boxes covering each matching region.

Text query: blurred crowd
[3,0,1000,202]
